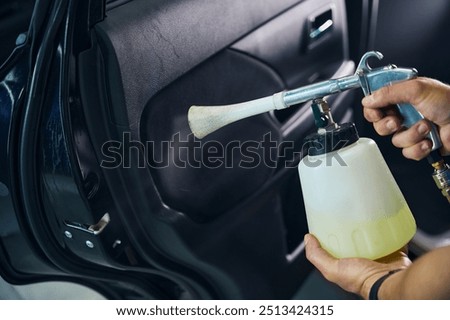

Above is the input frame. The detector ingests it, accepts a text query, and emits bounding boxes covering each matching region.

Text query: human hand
[304,233,412,299]
[362,77,450,160]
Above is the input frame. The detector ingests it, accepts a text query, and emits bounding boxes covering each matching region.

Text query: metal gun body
[282,64,419,107]
[188,51,439,152]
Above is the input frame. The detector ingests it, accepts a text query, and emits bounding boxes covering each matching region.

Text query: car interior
[0,0,449,299]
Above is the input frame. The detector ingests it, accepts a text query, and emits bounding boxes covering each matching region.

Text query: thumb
[304,234,338,282]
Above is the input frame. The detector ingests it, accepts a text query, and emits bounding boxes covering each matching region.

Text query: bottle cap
[303,122,359,156]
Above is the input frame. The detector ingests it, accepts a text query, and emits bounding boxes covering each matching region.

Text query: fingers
[372,116,402,136]
[392,120,431,146]
[376,247,411,266]
[363,106,402,136]
[304,234,338,282]
[362,87,434,160]
[363,107,383,122]
[305,234,388,298]
[401,142,432,160]
[391,120,433,160]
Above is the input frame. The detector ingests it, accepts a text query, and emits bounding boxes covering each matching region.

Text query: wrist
[368,269,403,300]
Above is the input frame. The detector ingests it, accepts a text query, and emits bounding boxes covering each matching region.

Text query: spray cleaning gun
[188,51,450,202]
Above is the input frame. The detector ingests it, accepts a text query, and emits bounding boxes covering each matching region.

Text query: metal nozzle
[431,160,450,203]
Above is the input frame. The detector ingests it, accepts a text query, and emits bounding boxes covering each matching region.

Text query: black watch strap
[369,269,402,300]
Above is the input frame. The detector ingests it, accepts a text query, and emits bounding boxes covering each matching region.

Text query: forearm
[377,245,450,299]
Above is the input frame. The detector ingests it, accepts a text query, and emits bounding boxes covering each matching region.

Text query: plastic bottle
[298,123,416,260]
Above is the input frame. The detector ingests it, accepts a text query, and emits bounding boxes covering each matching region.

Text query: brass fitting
[431,160,450,203]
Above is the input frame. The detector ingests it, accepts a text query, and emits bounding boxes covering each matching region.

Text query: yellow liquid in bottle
[307,204,416,260]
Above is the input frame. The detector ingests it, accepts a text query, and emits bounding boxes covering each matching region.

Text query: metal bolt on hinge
[85,241,95,249]
[64,231,73,239]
